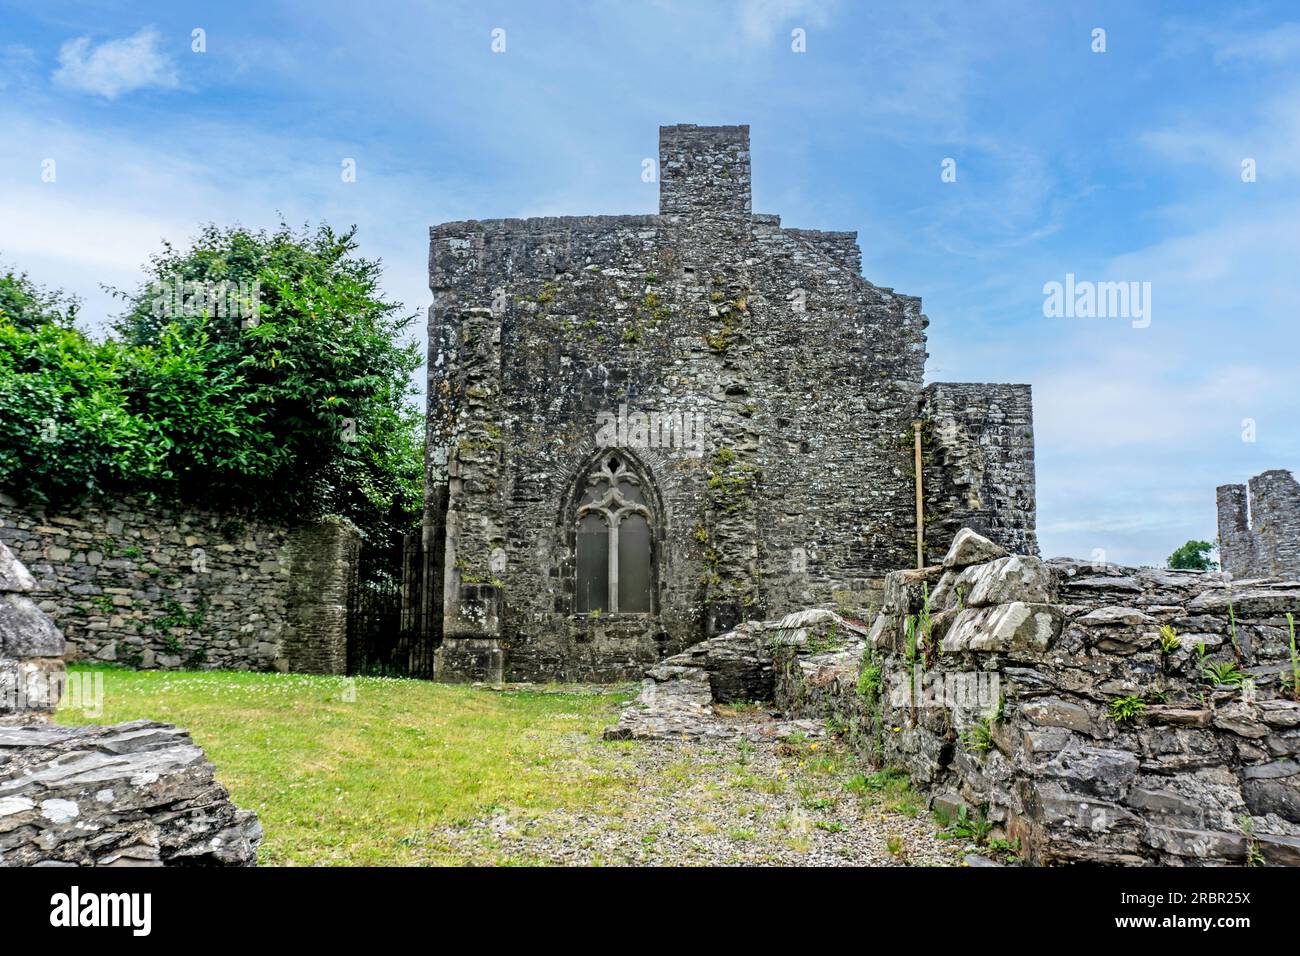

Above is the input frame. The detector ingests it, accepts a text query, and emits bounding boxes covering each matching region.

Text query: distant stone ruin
[1218,469,1300,580]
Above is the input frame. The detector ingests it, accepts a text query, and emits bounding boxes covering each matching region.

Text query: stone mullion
[607,513,619,614]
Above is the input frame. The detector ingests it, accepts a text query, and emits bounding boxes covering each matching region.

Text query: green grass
[56,665,633,865]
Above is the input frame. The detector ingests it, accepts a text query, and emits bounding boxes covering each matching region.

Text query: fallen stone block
[0,720,261,866]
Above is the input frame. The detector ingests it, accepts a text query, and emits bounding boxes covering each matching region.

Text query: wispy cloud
[0,44,38,92]
[1212,22,1300,64]
[735,0,835,45]
[52,27,179,99]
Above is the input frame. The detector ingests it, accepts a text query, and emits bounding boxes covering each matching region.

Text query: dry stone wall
[0,495,359,675]
[617,527,1300,864]
[852,533,1300,865]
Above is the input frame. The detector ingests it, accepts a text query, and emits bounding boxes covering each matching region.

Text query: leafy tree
[1167,539,1218,571]
[0,223,424,543]
[0,266,79,329]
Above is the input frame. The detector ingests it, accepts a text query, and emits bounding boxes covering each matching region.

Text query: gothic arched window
[574,453,654,614]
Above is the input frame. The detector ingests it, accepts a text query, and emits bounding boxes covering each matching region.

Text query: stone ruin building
[1218,469,1300,580]
[421,123,1037,683]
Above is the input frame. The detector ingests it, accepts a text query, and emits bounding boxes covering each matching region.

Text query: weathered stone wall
[1218,469,1300,580]
[848,533,1300,865]
[0,495,359,674]
[921,383,1038,561]
[607,527,1300,865]
[424,123,1039,682]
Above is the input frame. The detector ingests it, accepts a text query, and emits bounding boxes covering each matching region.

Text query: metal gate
[346,533,437,677]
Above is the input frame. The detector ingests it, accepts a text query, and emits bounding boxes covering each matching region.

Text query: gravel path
[428,707,969,866]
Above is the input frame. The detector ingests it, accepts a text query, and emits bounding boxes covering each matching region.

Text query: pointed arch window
[574,453,654,615]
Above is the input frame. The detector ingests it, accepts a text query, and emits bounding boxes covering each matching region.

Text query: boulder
[0,593,65,659]
[0,540,66,721]
[942,528,1008,569]
[0,541,36,593]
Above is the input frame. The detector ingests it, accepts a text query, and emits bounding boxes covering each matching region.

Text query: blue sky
[1,1,1297,566]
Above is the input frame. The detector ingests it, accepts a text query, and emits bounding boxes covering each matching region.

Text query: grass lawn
[56,665,635,865]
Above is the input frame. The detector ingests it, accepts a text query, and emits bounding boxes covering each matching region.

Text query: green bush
[0,222,423,542]
[0,266,80,330]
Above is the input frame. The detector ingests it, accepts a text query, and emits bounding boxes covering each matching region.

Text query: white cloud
[53,27,179,100]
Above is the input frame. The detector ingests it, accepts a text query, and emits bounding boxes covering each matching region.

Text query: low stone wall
[626,528,1300,864]
[854,531,1300,865]
[0,495,359,675]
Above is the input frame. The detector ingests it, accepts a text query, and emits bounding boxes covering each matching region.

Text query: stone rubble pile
[604,615,831,743]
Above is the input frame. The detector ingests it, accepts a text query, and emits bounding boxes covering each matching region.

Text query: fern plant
[1108,695,1147,724]
[959,717,994,754]
[1225,582,1243,662]
[1158,623,1181,656]
[1203,661,1247,687]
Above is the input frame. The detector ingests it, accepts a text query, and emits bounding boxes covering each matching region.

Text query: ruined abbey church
[422,124,1037,682]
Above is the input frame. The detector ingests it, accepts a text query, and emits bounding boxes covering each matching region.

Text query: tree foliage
[0,223,424,542]
[0,266,80,329]
[1167,539,1218,571]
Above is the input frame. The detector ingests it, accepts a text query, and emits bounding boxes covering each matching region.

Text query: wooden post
[913,420,924,569]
